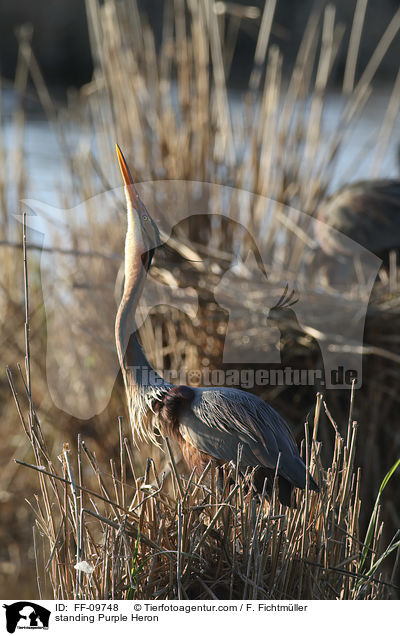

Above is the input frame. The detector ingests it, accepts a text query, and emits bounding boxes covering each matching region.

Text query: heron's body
[115,145,318,505]
[156,384,314,488]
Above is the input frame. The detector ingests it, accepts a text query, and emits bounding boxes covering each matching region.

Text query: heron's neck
[116,237,165,390]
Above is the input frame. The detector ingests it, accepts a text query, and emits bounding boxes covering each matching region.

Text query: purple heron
[115,145,319,506]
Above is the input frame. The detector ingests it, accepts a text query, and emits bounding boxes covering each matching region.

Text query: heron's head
[116,144,160,271]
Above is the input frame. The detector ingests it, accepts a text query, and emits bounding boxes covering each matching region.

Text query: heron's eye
[142,215,148,221]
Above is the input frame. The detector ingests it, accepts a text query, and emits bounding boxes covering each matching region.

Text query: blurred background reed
[1,0,400,599]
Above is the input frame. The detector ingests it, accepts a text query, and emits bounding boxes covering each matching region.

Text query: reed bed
[7,294,400,599]
[1,0,400,598]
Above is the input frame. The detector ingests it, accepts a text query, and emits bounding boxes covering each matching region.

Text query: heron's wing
[178,404,263,467]
[178,387,310,488]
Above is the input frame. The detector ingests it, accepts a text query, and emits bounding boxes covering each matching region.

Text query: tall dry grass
[7,249,400,598]
[1,0,400,598]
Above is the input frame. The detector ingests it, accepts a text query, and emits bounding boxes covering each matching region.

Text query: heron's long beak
[116,144,133,185]
[116,144,140,204]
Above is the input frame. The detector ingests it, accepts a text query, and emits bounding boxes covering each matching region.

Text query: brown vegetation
[1,1,400,598]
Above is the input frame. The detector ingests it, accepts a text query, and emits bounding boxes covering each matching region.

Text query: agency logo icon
[3,602,50,633]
